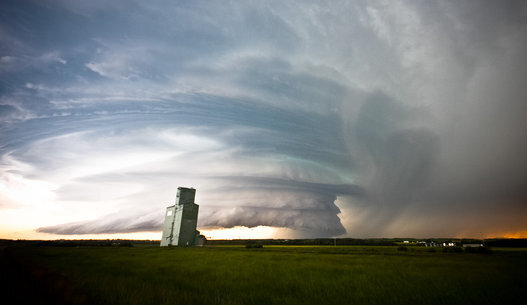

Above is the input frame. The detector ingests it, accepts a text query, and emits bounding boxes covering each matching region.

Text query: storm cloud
[2,0,527,238]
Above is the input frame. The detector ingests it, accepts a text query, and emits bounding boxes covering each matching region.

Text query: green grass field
[3,245,526,305]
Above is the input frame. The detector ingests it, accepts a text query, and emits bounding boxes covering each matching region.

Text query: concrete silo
[160,187,199,246]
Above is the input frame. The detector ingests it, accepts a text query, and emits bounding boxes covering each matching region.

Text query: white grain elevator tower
[160,187,199,246]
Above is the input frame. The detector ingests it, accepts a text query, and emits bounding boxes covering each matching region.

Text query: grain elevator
[160,187,200,246]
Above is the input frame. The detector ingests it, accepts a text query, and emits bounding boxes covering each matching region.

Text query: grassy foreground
[3,245,526,305]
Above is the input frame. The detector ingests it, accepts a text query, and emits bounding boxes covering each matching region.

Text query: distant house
[420,241,456,247]
[462,243,484,248]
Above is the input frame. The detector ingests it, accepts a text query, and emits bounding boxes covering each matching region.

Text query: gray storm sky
[1,0,526,239]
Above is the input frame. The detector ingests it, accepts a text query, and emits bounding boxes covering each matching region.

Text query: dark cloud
[354,92,439,203]
[201,207,345,238]
[198,176,363,237]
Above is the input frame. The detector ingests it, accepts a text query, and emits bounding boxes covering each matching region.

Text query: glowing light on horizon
[493,230,527,239]
[0,229,163,241]
[200,226,294,240]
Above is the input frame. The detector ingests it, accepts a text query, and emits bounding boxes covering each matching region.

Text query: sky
[1,0,527,240]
